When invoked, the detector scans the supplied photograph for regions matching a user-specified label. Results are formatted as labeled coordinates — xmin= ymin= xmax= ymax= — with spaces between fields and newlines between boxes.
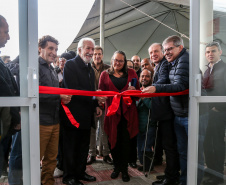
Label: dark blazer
xmin=62 ymin=55 xmax=96 ymax=129
xmin=0 ymin=58 xmax=20 ymax=134
xmin=152 ymin=58 xmax=174 ymax=120
xmin=155 ymin=48 xmax=189 ymax=117
xmin=203 ymin=60 xmax=226 ymax=111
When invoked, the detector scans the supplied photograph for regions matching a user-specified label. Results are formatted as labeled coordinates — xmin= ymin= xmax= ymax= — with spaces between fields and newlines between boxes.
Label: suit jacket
xmin=62 ymin=55 xmax=97 ymax=129
xmin=203 ymin=60 xmax=226 ymax=111
xmin=0 ymin=58 xmax=20 ymax=134
xmin=152 ymin=58 xmax=174 ymax=120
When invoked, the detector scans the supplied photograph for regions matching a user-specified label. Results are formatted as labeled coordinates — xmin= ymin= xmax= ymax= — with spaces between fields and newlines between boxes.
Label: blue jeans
xmin=174 ymin=116 xmax=188 ymax=185
xmin=8 ymin=131 xmax=23 ymax=185
xmin=137 ymin=126 xmax=156 ymax=164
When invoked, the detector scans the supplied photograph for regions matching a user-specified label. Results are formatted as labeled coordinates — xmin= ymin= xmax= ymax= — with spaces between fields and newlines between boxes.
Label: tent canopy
xmin=67 ymin=0 xmax=225 ymax=63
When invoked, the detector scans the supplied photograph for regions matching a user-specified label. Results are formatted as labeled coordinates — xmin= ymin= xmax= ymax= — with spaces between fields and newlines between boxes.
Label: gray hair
xmin=77 ymin=37 xmax=95 ymax=54
xmin=206 ymin=41 xmax=221 ymax=51
xmin=162 ymin=35 xmax=184 ymax=47
xmin=149 ymin=43 xmax=164 ymax=53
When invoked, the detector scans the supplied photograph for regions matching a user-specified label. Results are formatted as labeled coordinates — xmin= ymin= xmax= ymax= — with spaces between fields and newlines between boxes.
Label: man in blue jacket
xmin=143 ymin=36 xmax=189 ymax=185
xmin=148 ymin=43 xmax=180 ymax=185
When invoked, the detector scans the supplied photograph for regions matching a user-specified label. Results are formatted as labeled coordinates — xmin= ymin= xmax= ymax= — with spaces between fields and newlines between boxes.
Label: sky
xmin=0 ymin=0 xmax=94 ymax=59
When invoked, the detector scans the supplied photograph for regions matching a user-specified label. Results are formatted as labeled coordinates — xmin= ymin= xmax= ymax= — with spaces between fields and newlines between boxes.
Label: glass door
xmin=188 ymin=0 xmax=226 ymax=184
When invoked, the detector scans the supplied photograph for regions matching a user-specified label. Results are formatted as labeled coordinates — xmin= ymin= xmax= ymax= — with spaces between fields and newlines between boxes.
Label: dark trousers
xmin=110 ymin=120 xmax=130 ymax=173
xmin=63 ymin=126 xmax=91 ymax=181
xmin=154 ymin=128 xmax=163 ymax=163
xmin=128 ymin=135 xmax=137 ymax=164
xmin=158 ymin=118 xmax=180 ymax=181
xmin=204 ymin=110 xmax=226 ymax=179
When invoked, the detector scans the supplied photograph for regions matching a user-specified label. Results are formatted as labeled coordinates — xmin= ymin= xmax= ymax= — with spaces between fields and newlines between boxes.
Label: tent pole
xmin=100 ymin=0 xmax=105 ymax=50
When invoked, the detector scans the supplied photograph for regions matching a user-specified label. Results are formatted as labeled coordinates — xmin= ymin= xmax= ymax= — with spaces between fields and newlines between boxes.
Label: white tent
xmin=67 ymin=0 xmax=226 ymax=63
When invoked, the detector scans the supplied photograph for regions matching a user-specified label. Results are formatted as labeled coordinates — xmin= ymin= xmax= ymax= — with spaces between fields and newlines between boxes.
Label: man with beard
xmin=141 ymin=58 xmax=155 ymax=82
xmin=61 ymin=38 xmax=105 ymax=185
xmin=137 ymin=69 xmax=157 ymax=172
xmin=131 ymin=55 xmax=141 ymax=78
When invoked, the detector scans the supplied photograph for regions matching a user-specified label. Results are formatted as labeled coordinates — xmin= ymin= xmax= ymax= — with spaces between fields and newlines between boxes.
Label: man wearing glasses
xmin=143 ymin=35 xmax=189 ymax=185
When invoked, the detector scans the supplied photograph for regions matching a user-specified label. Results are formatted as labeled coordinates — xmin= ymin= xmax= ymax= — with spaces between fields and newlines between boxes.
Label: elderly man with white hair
xmin=61 ymin=38 xmax=106 ymax=185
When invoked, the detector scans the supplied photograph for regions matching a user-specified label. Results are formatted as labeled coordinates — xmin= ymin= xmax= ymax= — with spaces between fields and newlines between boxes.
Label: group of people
xmin=0 ymin=13 xmax=225 ymax=185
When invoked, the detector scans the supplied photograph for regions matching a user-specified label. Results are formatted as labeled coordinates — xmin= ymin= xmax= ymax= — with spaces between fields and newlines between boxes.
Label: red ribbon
xmin=39 ymin=86 xmax=189 ymax=127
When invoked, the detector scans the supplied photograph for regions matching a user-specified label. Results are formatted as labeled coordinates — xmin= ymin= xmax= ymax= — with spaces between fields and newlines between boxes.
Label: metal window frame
xmin=0 ymin=0 xmax=39 ymax=184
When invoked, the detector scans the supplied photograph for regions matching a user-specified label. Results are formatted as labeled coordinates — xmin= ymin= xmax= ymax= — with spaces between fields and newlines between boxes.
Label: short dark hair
xmin=94 ymin=45 xmax=103 ymax=54
xmin=68 ymin=50 xmax=76 ymax=58
xmin=60 ymin=52 xmax=73 ymax=60
xmin=206 ymin=41 xmax=221 ymax=51
xmin=108 ymin=51 xmax=128 ymax=76
xmin=162 ymin=35 xmax=184 ymax=47
xmin=38 ymin=35 xmax=59 ymax=49
xmin=0 ymin=15 xmax=6 ymax=28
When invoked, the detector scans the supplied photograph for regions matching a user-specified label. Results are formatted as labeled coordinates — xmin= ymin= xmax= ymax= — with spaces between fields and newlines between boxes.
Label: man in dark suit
xmin=148 ymin=43 xmax=180 ymax=185
xmin=61 ymin=38 xmax=104 ymax=185
xmin=143 ymin=36 xmax=189 ymax=185
xmin=0 ymin=15 xmax=20 ymax=177
xmin=203 ymin=41 xmax=226 ymax=185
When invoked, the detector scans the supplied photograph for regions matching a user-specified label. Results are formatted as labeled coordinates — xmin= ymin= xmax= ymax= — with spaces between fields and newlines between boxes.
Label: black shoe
xmin=103 ymin=155 xmax=113 ymax=165
xmin=122 ymin=172 xmax=130 ymax=182
xmin=156 ymin=175 xmax=165 ymax=180
xmin=129 ymin=162 xmax=137 ymax=168
xmin=152 ymin=178 xmax=179 ymax=185
xmin=79 ymin=172 xmax=96 ymax=182
xmin=87 ymin=155 xmax=96 ymax=165
xmin=62 ymin=179 xmax=84 ymax=185
xmin=111 ymin=169 xmax=120 ymax=179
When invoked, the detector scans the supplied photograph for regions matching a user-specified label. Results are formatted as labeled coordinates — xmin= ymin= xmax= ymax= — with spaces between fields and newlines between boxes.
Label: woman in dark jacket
xmin=99 ymin=51 xmax=139 ymax=182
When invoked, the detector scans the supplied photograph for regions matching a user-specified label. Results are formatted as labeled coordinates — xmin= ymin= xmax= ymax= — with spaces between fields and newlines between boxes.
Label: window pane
xmin=0 ymin=106 xmax=23 ymax=184
xmin=198 ymin=103 xmax=226 ymax=184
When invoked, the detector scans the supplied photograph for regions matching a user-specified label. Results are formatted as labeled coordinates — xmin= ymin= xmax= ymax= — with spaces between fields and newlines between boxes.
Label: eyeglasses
xmin=59 ymin=58 xmax=66 ymax=62
xmin=164 ymin=46 xmax=180 ymax=53
xmin=112 ymin=59 xmax=124 ymax=63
